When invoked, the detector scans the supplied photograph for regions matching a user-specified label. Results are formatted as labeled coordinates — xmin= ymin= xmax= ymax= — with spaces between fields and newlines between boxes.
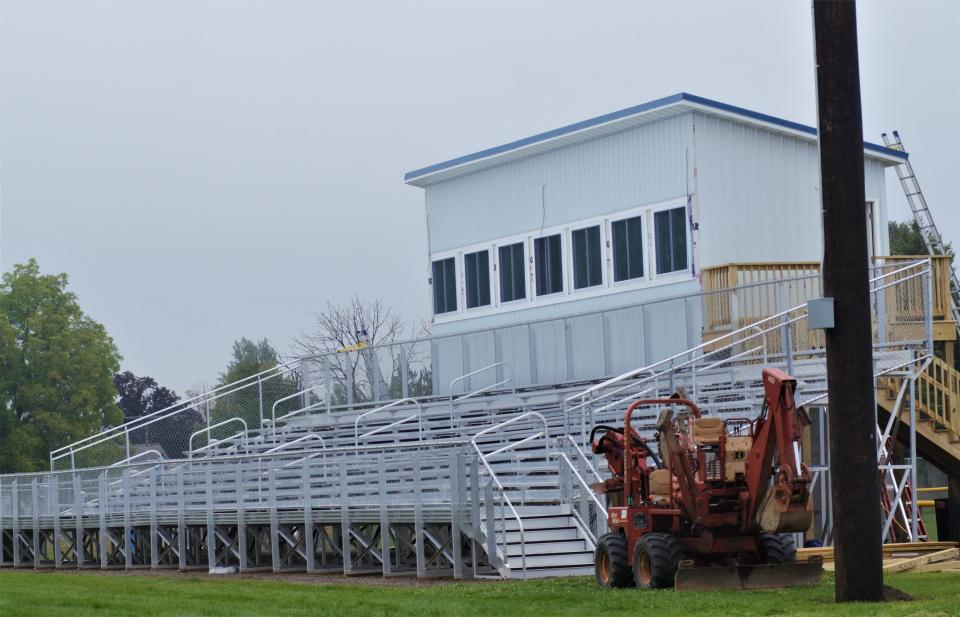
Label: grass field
xmin=0 ymin=570 xmax=958 ymax=617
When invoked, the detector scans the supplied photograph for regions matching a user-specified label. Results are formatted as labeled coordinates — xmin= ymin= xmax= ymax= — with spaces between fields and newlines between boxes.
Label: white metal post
xmin=52 ymin=475 xmax=61 ymax=568
xmin=909 ymin=372 xmax=919 ymax=540
xmin=302 ymin=458 xmax=315 ymax=572
xmin=414 ymin=457 xmax=425 ymax=577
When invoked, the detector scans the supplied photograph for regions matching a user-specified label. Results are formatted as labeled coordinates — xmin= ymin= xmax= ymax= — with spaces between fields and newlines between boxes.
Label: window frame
xmin=570 ymin=223 xmax=605 ymax=291
xmin=430 ymin=255 xmax=459 ymax=316
xmin=608 ymin=214 xmax=647 ymax=287
xmin=463 ymin=248 xmax=493 ymax=311
xmin=651 ymin=203 xmax=691 ymax=277
xmin=533 ymin=232 xmax=566 ymax=297
xmin=427 ymin=198 xmax=691 ymax=324
xmin=496 ymin=240 xmax=528 ymax=306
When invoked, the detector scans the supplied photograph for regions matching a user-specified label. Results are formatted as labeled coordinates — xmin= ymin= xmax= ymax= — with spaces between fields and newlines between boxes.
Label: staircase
xmin=877 ymin=354 xmax=960 ymax=476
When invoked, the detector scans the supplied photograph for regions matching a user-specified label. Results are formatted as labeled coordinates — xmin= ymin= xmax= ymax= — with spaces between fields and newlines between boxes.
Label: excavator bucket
xmin=674 ymin=557 xmax=824 ymax=592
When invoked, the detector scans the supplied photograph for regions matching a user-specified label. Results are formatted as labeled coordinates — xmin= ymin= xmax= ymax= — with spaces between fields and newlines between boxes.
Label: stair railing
xmin=188 ymin=418 xmax=248 ymax=458
xmin=267 ymin=384 xmax=328 ymax=427
xmin=51 ymin=361 xmax=299 ymax=471
xmin=449 ymin=362 xmax=514 ymax=399
xmin=555 ymin=434 xmax=607 ymax=546
xmin=354 ymin=398 xmax=423 ymax=447
xmin=470 ymin=411 xmax=549 ymax=578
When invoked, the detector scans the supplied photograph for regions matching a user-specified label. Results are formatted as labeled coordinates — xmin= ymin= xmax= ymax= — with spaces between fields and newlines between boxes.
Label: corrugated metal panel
xmin=425 ymin=114 xmax=693 ymax=253
xmin=694 ymin=113 xmax=889 ymax=267
xmin=431 ymin=279 xmax=698 ymax=336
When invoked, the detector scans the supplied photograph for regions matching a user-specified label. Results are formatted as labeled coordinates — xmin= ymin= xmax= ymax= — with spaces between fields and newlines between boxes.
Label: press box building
xmin=404 ymin=93 xmax=908 ymax=393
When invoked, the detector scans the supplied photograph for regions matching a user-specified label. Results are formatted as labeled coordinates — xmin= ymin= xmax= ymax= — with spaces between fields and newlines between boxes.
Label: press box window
xmin=612 ymin=215 xmax=645 ymax=282
xmin=464 ymin=250 xmax=491 ymax=309
xmin=572 ymin=225 xmax=602 ymax=289
xmin=655 ymin=207 xmax=688 ymax=275
xmin=431 ymin=257 xmax=457 ymax=315
xmin=534 ymin=234 xmax=564 ymax=296
xmin=498 ymin=242 xmax=526 ymax=303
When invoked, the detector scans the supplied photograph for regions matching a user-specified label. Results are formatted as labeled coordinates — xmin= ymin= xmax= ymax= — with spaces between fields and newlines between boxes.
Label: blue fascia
xmin=404 ymin=92 xmax=907 ymax=183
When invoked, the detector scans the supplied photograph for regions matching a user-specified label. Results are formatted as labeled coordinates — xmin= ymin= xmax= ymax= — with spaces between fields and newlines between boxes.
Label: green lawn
xmin=1 ymin=570 xmax=958 ymax=617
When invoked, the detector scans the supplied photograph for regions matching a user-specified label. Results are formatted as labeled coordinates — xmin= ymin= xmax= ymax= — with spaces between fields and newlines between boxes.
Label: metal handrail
xmin=566 ymin=258 xmax=930 ymax=409
xmin=449 ymin=362 xmax=514 ymax=397
xmin=51 ymin=366 xmax=299 ymax=470
xmin=269 ymin=384 xmax=327 ymax=425
xmin=189 ymin=418 xmax=248 ymax=458
xmin=52 ymin=362 xmax=296 ymax=457
xmin=556 ymin=451 xmax=607 ymax=544
xmin=264 ymin=433 xmax=326 ymax=456
xmin=471 ymin=444 xmax=526 ymax=576
xmin=354 ymin=398 xmax=423 ymax=447
xmin=271 ymin=400 xmax=327 ymax=427
xmin=556 ymin=434 xmax=604 ymax=484
xmin=469 ymin=411 xmax=550 ymax=578
xmin=108 ymin=449 xmax=163 ymax=467
xmin=452 ymin=379 xmax=514 ymax=404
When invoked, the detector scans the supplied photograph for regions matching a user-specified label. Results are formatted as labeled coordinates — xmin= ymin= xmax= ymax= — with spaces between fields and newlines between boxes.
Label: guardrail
xmin=264 ymin=433 xmax=326 ymax=456
xmin=563 ymin=259 xmax=934 ymax=446
xmin=469 ymin=411 xmax=549 ymax=578
xmin=449 ymin=362 xmax=514 ymax=399
xmin=354 ymin=398 xmax=423 ymax=447
xmin=268 ymin=384 xmax=327 ymax=426
xmin=188 ymin=418 xmax=248 ymax=458
xmin=51 ymin=361 xmax=300 ymax=470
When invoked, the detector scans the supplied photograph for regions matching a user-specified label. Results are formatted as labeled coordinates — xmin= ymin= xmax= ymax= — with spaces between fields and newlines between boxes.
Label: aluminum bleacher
xmin=0 ymin=259 xmax=937 ymax=579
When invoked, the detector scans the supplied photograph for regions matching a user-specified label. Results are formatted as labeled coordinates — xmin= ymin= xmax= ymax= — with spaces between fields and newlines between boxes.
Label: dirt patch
xmin=23 ymin=567 xmax=491 ymax=588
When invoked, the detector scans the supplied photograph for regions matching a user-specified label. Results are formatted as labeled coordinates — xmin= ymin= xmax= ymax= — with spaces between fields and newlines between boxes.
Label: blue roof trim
xmin=404 ymin=92 xmax=906 ymax=183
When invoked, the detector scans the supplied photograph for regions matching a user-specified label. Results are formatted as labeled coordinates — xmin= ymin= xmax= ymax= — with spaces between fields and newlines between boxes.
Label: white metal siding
xmin=693 ymin=112 xmax=890 ymax=266
xmin=424 ymin=114 xmax=693 ymax=253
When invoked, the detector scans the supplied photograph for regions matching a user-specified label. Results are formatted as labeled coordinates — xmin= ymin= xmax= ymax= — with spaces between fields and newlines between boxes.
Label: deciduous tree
xmin=0 ymin=259 xmax=121 ymax=472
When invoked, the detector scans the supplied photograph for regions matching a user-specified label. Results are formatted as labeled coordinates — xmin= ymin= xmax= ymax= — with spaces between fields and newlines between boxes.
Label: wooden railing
xmin=702 ymin=256 xmax=955 ymax=340
xmin=702 ymin=262 xmax=821 ymax=337
xmin=878 ymin=355 xmax=960 ymax=444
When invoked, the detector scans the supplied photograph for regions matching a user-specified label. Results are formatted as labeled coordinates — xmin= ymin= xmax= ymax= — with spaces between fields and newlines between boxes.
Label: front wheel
xmin=759 ymin=533 xmax=797 ymax=564
xmin=595 ymin=533 xmax=633 ymax=588
xmin=633 ymin=533 xmax=682 ymax=589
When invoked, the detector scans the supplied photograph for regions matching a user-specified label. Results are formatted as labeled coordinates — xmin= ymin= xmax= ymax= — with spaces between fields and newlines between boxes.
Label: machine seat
xmin=692 ymin=416 xmax=724 ymax=445
xmin=648 ymin=468 xmax=672 ymax=504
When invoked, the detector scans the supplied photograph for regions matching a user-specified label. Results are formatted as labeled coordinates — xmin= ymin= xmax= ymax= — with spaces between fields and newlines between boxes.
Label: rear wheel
xmin=632 ymin=533 xmax=682 ymax=589
xmin=759 ymin=533 xmax=797 ymax=564
xmin=595 ymin=533 xmax=633 ymax=588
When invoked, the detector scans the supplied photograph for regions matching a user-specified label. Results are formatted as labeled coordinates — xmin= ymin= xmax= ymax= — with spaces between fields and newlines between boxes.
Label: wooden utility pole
xmin=813 ymin=0 xmax=884 ymax=602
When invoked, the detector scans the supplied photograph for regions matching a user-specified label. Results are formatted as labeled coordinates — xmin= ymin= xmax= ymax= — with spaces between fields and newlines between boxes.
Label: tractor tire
xmin=759 ymin=533 xmax=797 ymax=564
xmin=594 ymin=533 xmax=634 ymax=588
xmin=632 ymin=533 xmax=682 ymax=589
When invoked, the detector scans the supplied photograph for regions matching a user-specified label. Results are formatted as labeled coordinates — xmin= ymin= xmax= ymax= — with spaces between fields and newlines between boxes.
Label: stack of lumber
xmin=798 ymin=542 xmax=960 ymax=573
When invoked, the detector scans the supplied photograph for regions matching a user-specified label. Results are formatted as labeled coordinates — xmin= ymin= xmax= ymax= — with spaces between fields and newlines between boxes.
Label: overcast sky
xmin=1 ymin=0 xmax=958 ymax=393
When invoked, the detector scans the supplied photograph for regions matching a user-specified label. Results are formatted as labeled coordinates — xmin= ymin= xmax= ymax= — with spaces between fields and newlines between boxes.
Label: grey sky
xmin=1 ymin=0 xmax=958 ymax=393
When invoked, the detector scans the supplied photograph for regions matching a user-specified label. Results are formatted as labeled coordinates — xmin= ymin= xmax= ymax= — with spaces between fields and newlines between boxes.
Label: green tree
xmin=888 ymin=219 xmax=953 ymax=257
xmin=210 ymin=338 xmax=300 ymax=433
xmin=0 ymin=259 xmax=121 ymax=473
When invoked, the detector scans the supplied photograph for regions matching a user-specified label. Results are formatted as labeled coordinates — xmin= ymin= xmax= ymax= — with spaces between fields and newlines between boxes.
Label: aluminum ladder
xmin=882 ymin=130 xmax=960 ymax=329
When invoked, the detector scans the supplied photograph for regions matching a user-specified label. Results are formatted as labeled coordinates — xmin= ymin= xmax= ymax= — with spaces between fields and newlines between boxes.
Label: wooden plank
xmin=798 ymin=542 xmax=960 ymax=564
xmin=882 ymin=548 xmax=960 ymax=573
xmin=913 ymin=560 xmax=960 ymax=573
